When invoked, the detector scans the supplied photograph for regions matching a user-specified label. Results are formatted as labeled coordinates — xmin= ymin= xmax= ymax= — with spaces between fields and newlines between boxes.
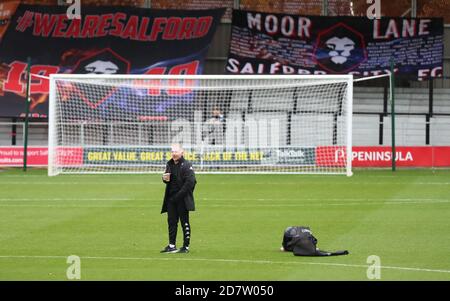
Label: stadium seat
xmin=430 ymin=116 xmax=450 ymax=145
xmin=225 ymin=112 xmax=245 ymax=148
xmin=245 ymin=112 xmax=289 ymax=147
xmin=433 ymin=89 xmax=450 ymax=114
xmin=383 ymin=115 xmax=426 ymax=146
xmin=291 ymin=114 xmax=334 ymax=146
xmin=229 ymin=90 xmax=250 ymax=112
xmin=350 ymin=114 xmax=380 ymax=146
xmin=251 ymin=89 xmax=295 ymax=112
xmin=353 ymin=87 xmax=384 ymax=113
xmin=387 ymin=88 xmax=430 ymax=114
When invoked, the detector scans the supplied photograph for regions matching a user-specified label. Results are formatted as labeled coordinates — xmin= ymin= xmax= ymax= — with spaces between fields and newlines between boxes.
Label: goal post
xmin=47 ymin=74 xmax=353 ymax=176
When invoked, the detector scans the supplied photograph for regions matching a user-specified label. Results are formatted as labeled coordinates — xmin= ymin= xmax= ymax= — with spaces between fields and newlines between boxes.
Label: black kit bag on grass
xmin=282 ymin=226 xmax=349 ymax=256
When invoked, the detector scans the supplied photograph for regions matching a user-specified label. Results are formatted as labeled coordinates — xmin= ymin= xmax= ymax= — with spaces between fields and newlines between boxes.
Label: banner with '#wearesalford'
xmin=226 ymin=10 xmax=443 ymax=79
xmin=0 ymin=4 xmax=225 ymax=118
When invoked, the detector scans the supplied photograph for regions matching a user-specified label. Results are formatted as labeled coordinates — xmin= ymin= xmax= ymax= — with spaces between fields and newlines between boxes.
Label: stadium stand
xmin=0 ymin=0 xmax=448 ymax=150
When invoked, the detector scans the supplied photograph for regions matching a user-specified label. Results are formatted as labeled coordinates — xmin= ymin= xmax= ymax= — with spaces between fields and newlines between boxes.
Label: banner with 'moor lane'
xmin=226 ymin=10 xmax=443 ymax=79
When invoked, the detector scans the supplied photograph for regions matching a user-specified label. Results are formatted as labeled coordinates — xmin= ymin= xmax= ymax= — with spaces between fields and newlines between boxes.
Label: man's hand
xmin=162 ymin=173 xmax=170 ymax=182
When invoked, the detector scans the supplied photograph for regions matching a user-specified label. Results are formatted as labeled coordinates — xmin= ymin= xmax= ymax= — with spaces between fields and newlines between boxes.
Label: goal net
xmin=48 ymin=75 xmax=353 ymax=175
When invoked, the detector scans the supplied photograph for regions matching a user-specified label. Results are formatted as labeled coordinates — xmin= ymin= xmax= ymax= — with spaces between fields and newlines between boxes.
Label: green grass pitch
xmin=0 ymin=168 xmax=449 ymax=280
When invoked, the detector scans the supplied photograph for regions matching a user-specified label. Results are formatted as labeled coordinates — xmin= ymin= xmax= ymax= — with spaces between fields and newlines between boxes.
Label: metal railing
xmin=0 ymin=122 xmax=48 ymax=147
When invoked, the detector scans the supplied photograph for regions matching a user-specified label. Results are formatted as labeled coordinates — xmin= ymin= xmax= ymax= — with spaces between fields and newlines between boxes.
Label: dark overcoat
xmin=161 ymin=156 xmax=196 ymax=213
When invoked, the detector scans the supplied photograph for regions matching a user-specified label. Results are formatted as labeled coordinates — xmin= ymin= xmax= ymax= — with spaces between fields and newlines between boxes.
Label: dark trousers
xmin=167 ymin=199 xmax=190 ymax=247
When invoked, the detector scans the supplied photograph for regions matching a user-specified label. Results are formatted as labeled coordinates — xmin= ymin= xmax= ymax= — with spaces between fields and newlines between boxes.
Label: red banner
xmin=316 ymin=146 xmax=346 ymax=167
xmin=352 ymin=146 xmax=429 ymax=167
xmin=432 ymin=147 xmax=450 ymax=167
xmin=0 ymin=146 xmax=83 ymax=166
xmin=1 ymin=146 xmax=450 ymax=168
xmin=0 ymin=147 xmax=47 ymax=166
xmin=56 ymin=147 xmax=84 ymax=166
xmin=319 ymin=146 xmax=450 ymax=167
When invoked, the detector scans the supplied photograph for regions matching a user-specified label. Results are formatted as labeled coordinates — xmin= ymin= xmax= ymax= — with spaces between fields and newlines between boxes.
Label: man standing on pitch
xmin=161 ymin=143 xmax=196 ymax=253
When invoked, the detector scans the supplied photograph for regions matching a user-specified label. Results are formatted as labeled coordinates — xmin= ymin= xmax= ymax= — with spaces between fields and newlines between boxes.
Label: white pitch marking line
xmin=0 ymin=182 xmax=450 ymax=185
xmin=0 ymin=204 xmax=159 ymax=208
xmin=0 ymin=200 xmax=448 ymax=208
xmin=0 ymin=198 xmax=448 ymax=202
xmin=0 ymin=182 xmax=162 ymax=185
xmin=0 ymin=255 xmax=448 ymax=275
xmin=201 ymin=198 xmax=450 ymax=202
xmin=0 ymin=198 xmax=132 ymax=201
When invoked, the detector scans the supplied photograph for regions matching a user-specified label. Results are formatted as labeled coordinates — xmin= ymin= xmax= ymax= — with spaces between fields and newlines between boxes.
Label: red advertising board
xmin=351 ymin=146 xmax=431 ymax=167
xmin=431 ymin=147 xmax=450 ymax=167
xmin=55 ymin=147 xmax=84 ymax=166
xmin=0 ymin=146 xmax=83 ymax=167
xmin=0 ymin=147 xmax=47 ymax=166
xmin=1 ymin=146 xmax=450 ymax=168
xmin=315 ymin=146 xmax=346 ymax=167
xmin=317 ymin=146 xmax=450 ymax=167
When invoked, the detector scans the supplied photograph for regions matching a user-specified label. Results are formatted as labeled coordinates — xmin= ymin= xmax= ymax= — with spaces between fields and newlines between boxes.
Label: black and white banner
xmin=226 ymin=10 xmax=443 ymax=79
